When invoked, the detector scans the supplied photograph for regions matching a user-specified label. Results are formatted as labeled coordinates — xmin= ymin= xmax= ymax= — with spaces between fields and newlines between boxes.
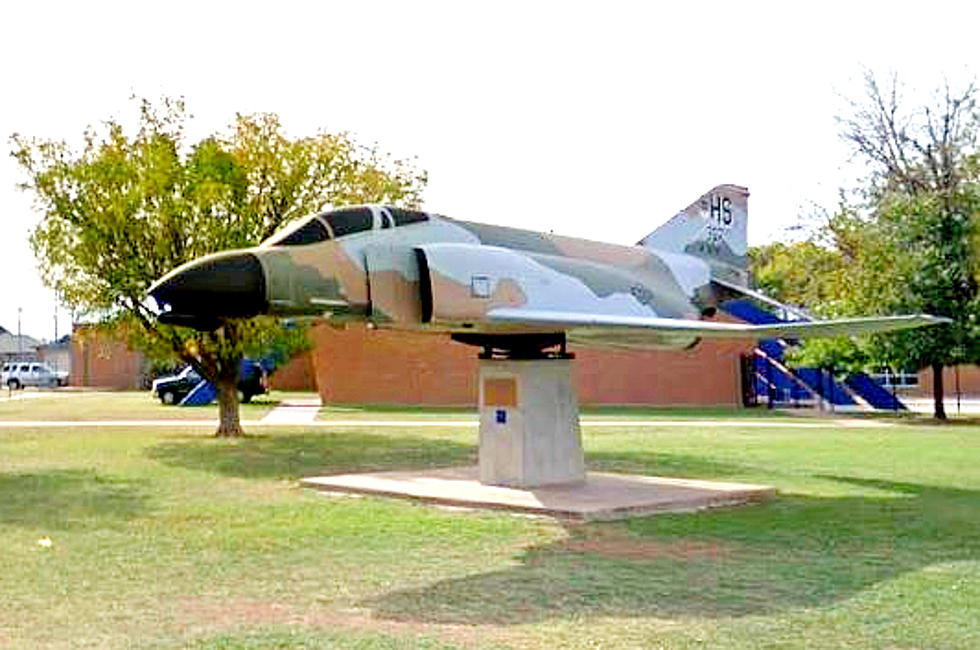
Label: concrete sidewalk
xmin=259 ymin=396 xmax=323 ymax=425
xmin=0 ymin=389 xmax=81 ymax=403
xmin=902 ymin=397 xmax=980 ymax=415
xmin=0 ymin=417 xmax=898 ymax=428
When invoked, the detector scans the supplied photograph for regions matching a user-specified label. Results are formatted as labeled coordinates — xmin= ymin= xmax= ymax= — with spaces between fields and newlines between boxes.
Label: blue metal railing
xmin=722 ymin=299 xmax=905 ymax=411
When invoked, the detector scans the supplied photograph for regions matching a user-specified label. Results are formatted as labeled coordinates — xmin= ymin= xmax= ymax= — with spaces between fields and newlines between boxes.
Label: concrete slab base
xmin=300 ymin=467 xmax=776 ymax=521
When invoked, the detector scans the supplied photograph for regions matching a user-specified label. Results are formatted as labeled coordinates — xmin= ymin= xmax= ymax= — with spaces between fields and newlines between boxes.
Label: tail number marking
xmin=709 ymin=194 xmax=733 ymax=226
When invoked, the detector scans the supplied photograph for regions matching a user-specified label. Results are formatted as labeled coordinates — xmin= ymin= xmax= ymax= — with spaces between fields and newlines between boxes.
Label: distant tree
xmin=12 ymin=98 xmax=427 ymax=435
xmin=749 ymin=236 xmax=871 ymax=376
xmin=749 ymin=240 xmax=848 ymax=312
xmin=751 ymin=73 xmax=980 ymax=419
xmin=836 ymin=72 xmax=980 ymax=419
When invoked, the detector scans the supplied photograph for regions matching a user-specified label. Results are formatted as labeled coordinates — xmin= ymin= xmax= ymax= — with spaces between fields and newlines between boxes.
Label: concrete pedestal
xmin=478 ymin=358 xmax=585 ymax=488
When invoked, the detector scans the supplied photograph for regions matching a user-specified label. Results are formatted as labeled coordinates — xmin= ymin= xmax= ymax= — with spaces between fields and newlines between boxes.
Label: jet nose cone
xmin=149 ymin=251 xmax=267 ymax=321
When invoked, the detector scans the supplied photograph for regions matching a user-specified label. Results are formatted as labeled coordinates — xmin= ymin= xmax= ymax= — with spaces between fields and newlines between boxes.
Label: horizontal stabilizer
xmin=711 ymin=277 xmax=813 ymax=321
xmin=487 ymin=308 xmax=949 ymax=339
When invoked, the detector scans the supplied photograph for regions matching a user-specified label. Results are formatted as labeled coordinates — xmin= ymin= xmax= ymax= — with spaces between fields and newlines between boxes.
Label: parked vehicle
xmin=151 ymin=360 xmax=267 ymax=405
xmin=2 ymin=361 xmax=69 ymax=389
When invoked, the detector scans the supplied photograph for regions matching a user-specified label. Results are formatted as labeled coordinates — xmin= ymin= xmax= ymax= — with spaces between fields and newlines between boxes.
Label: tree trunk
xmin=932 ymin=362 xmax=947 ymax=421
xmin=215 ymin=374 xmax=243 ymax=437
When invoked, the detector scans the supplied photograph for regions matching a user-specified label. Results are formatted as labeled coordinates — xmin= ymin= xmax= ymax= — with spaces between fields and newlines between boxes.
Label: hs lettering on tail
xmin=709 ymin=194 xmax=732 ymax=226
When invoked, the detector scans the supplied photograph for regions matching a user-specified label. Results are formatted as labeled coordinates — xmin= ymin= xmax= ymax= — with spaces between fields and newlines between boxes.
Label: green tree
xmin=749 ymin=240 xmax=849 ymax=312
xmin=12 ymin=98 xmax=426 ymax=435
xmin=749 ymin=236 xmax=872 ymax=379
xmin=752 ymin=74 xmax=980 ymax=419
xmin=836 ymin=73 xmax=980 ymax=419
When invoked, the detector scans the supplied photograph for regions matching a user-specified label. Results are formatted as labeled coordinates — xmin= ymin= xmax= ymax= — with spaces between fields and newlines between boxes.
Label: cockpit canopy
xmin=262 ymin=206 xmax=430 ymax=247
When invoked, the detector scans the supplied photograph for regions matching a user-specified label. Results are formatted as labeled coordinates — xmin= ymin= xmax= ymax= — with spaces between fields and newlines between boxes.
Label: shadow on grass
xmin=368 ymin=476 xmax=980 ymax=623
xmin=0 ymin=469 xmax=148 ymax=530
xmin=146 ymin=431 xmax=748 ymax=482
xmin=146 ymin=431 xmax=475 ymax=480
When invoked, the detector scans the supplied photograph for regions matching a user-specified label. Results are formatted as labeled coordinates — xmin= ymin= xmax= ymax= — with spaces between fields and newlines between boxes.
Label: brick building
xmin=71 ymin=326 xmax=147 ymax=390
xmin=310 ymin=323 xmax=754 ymax=406
xmin=70 ymin=324 xmax=315 ymax=391
xmin=916 ymin=365 xmax=980 ymax=397
xmin=68 ymin=320 xmax=980 ymax=406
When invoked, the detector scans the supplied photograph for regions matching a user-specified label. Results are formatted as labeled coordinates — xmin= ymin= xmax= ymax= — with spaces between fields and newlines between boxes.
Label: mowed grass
xmin=0 ymin=389 xmax=293 ymax=421
xmin=0 ymin=400 xmax=978 ymax=648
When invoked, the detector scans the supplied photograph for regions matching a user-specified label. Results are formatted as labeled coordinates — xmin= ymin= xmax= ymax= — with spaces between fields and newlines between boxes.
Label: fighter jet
xmin=148 ymin=184 xmax=946 ymax=355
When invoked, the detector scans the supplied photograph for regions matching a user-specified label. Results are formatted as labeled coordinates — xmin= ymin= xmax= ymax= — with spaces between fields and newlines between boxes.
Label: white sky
xmin=1 ymin=0 xmax=978 ymax=340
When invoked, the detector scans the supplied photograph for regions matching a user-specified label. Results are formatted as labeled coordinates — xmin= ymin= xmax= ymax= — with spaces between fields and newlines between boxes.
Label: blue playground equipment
xmin=178 ymin=358 xmax=274 ymax=406
xmin=723 ymin=299 xmax=906 ymax=411
xmin=179 ymin=379 xmax=218 ymax=406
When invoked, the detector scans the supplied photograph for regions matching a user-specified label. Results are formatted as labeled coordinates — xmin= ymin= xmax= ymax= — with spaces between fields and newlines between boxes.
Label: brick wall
xmin=916 ymin=364 xmax=980 ymax=396
xmin=573 ymin=338 xmax=751 ymax=406
xmin=269 ymin=353 xmax=317 ymax=391
xmin=311 ymin=324 xmax=753 ymax=406
xmin=311 ymin=325 xmax=478 ymax=405
xmin=71 ymin=326 xmax=146 ymax=390
xmin=70 ymin=320 xmax=754 ymax=404
xmin=71 ymin=324 xmax=317 ymax=392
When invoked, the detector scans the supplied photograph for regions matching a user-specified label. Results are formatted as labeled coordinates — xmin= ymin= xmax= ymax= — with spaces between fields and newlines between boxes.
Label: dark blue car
xmin=151 ymin=360 xmax=268 ymax=405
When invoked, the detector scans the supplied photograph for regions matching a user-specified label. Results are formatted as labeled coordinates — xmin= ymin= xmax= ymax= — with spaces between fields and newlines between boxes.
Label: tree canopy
xmin=12 ymin=97 xmax=427 ymax=435
xmin=749 ymin=73 xmax=980 ymax=418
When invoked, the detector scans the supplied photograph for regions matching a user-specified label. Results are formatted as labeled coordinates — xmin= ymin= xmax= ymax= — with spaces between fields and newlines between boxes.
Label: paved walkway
xmin=0 ymin=390 xmax=72 ymax=403
xmin=259 ymin=396 xmax=323 ymax=425
xmin=902 ymin=397 xmax=980 ymax=415
xmin=0 ymin=417 xmax=896 ymax=428
xmin=0 ymin=388 xmax=107 ymax=403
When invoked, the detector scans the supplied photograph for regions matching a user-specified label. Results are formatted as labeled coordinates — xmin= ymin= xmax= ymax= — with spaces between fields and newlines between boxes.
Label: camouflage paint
xmin=364 ymin=245 xmax=421 ymax=323
xmin=259 ymin=246 xmax=367 ymax=315
xmin=149 ymin=185 xmax=947 ymax=350
xmin=156 ymin=185 xmax=745 ymax=337
xmin=455 ymin=221 xmax=564 ymax=257
xmin=638 ymin=184 xmax=749 ymax=285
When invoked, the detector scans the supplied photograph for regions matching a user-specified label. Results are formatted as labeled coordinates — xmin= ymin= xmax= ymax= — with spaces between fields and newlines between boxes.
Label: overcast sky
xmin=2 ymin=0 xmax=978 ymax=340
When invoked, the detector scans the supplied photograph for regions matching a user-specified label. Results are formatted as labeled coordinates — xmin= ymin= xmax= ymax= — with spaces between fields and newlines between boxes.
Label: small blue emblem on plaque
xmin=495 ymin=409 xmax=507 ymax=424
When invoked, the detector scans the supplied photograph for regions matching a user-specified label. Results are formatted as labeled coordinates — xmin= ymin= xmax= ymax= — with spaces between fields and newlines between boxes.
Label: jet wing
xmin=487 ymin=308 xmax=949 ymax=339
xmin=710 ymin=277 xmax=813 ymax=320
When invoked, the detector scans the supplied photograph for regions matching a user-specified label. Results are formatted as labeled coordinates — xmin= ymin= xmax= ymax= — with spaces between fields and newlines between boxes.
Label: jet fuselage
xmin=150 ymin=205 xmax=717 ymax=350
xmin=149 ymin=187 xmax=945 ymax=353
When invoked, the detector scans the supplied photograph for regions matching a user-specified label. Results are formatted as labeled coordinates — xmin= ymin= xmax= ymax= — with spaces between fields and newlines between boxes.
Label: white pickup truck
xmin=1 ymin=361 xmax=69 ymax=389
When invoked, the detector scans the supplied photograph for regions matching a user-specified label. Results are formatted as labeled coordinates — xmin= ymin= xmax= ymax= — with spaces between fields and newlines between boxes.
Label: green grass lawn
xmin=0 ymin=390 xmax=294 ymax=421
xmin=1 ymin=402 xmax=978 ymax=648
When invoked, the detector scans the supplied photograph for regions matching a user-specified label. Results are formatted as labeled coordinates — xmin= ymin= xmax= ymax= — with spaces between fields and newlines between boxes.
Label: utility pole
xmin=17 ymin=307 xmax=22 ymax=357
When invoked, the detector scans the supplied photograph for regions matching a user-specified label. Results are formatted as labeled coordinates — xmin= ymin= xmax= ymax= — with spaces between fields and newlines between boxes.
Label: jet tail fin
xmin=638 ymin=184 xmax=749 ymax=285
